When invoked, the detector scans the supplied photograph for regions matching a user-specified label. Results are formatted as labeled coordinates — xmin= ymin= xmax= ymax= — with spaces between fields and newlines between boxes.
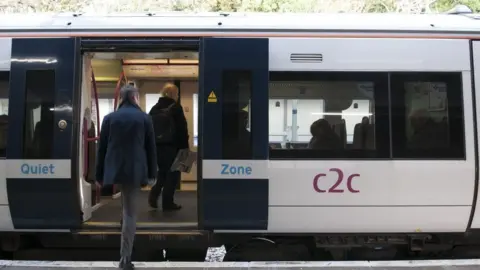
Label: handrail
xmin=84 ymin=69 xmax=101 ymax=204
xmin=113 ymin=71 xmax=125 ymax=110
xmin=90 ymin=70 xmax=100 ymax=139
xmin=112 ymin=71 xmax=127 ymax=195
xmin=83 ymin=70 xmax=127 ymax=199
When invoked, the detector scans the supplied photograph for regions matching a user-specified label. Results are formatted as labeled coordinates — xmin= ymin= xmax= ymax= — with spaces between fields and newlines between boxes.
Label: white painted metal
xmin=0 ymin=161 xmax=14 ymax=230
xmin=0 ymin=38 xmax=11 ymax=71
xmin=0 ymin=13 xmax=479 ymax=34
xmin=269 ymin=38 xmax=471 ymax=72
xmin=5 ymin=160 xmax=71 ymax=179
xmin=469 ymin=41 xmax=480 ymax=229
xmin=78 ymin=56 xmax=93 ymax=221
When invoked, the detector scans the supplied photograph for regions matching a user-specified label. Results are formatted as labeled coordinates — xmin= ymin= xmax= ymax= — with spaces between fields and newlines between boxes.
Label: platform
xmin=3 ymin=260 xmax=480 ymax=269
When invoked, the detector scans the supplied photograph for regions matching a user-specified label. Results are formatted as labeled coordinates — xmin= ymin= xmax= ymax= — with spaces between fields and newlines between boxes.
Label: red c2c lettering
xmin=313 ymin=173 xmax=327 ymax=193
xmin=312 ymin=168 xmax=360 ymax=194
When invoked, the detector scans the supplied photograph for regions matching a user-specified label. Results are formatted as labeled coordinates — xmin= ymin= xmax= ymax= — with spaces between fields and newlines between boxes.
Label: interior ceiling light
xmin=123 ymin=59 xmax=168 ymax=64
xmin=169 ymin=59 xmax=199 ymax=64
xmin=123 ymin=59 xmax=199 ymax=65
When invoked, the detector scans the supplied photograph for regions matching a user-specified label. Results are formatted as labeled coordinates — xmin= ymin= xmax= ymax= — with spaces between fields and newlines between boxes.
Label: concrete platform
xmin=3 ymin=260 xmax=480 ymax=269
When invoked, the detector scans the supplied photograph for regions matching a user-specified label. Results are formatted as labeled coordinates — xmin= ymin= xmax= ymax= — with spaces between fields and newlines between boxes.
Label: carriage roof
xmin=1 ymin=11 xmax=480 ymax=34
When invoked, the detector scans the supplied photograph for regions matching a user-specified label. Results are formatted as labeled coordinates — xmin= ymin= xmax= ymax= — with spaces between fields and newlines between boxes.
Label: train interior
xmin=81 ymin=51 xmax=199 ymax=229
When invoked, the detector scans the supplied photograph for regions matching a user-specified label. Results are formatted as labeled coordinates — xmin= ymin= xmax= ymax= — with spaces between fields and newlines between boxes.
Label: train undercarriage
xmin=0 ymin=232 xmax=479 ymax=261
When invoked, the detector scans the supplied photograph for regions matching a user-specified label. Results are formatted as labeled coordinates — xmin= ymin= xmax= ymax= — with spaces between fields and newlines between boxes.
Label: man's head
xmin=160 ymin=83 xmax=179 ymax=102
xmin=119 ymin=85 xmax=140 ymax=106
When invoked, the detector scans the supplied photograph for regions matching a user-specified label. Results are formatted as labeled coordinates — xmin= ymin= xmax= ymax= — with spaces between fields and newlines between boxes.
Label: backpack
xmin=151 ymin=103 xmax=176 ymax=144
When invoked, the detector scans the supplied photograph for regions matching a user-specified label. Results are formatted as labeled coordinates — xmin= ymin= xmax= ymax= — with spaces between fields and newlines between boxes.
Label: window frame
xmin=389 ymin=72 xmax=465 ymax=160
xmin=268 ymin=71 xmax=390 ymax=160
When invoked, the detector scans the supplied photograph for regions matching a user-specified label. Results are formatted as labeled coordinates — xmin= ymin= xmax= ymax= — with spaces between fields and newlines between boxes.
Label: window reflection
xmin=24 ymin=69 xmax=55 ymax=159
xmin=268 ymin=81 xmax=376 ymax=151
xmin=390 ymin=73 xmax=464 ymax=158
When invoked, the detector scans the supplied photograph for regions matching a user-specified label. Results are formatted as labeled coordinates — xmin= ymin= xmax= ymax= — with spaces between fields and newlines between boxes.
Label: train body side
xmin=0 ymin=31 xmax=477 ymax=235
xmin=207 ymin=37 xmax=476 ymax=234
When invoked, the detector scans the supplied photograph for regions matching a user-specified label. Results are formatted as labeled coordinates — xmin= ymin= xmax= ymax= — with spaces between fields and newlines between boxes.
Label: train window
xmin=23 ymin=69 xmax=55 ymax=159
xmin=268 ymin=72 xmax=390 ymax=159
xmin=222 ymin=70 xmax=252 ymax=160
xmin=390 ymin=72 xmax=465 ymax=159
xmin=98 ymin=98 xmax=115 ymax=128
xmin=0 ymin=71 xmax=9 ymax=158
xmin=145 ymin=93 xmax=161 ymax=113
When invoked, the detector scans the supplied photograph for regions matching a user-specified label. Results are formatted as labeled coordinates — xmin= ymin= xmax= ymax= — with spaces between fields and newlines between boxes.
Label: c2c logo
xmin=313 ymin=168 xmax=360 ymax=193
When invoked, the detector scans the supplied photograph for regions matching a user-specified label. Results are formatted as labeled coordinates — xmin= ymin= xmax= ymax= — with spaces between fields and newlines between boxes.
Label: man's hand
xmin=95 ymin=181 xmax=102 ymax=190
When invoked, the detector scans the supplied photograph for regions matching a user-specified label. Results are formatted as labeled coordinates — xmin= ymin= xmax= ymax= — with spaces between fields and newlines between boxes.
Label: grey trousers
xmin=119 ymin=184 xmax=138 ymax=262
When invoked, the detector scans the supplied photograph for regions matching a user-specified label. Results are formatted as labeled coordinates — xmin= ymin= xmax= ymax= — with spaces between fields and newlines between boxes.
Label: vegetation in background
xmin=0 ymin=0 xmax=479 ymax=13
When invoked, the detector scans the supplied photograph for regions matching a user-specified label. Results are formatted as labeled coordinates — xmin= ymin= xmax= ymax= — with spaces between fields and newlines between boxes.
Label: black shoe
xmin=119 ymin=260 xmax=134 ymax=269
xmin=163 ymin=203 xmax=182 ymax=212
xmin=148 ymin=194 xmax=158 ymax=209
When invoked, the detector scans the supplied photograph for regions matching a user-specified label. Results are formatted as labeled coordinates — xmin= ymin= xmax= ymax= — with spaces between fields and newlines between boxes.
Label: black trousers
xmin=149 ymin=145 xmax=179 ymax=207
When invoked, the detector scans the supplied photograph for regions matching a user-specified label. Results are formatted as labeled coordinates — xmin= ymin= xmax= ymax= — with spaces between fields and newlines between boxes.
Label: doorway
xmin=80 ymin=51 xmax=199 ymax=229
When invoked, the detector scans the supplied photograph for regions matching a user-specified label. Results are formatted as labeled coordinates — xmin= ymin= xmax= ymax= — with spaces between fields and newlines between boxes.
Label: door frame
xmin=467 ymin=40 xmax=480 ymax=230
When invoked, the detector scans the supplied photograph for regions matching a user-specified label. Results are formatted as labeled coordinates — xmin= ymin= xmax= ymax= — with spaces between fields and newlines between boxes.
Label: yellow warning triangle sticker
xmin=207 ymin=91 xmax=217 ymax=103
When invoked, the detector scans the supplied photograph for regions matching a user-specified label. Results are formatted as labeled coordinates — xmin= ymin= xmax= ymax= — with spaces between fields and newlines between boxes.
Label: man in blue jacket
xmin=96 ymin=85 xmax=157 ymax=270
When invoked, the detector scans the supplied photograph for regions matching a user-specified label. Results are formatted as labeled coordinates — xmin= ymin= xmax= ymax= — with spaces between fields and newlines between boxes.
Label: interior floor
xmin=90 ymin=190 xmax=197 ymax=223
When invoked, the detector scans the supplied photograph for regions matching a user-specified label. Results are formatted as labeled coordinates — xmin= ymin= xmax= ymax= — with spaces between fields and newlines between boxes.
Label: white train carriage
xmin=0 ymin=6 xmax=479 ymax=260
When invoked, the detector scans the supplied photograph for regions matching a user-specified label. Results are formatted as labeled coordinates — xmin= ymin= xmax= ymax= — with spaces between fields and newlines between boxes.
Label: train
xmin=0 ymin=5 xmax=480 ymax=262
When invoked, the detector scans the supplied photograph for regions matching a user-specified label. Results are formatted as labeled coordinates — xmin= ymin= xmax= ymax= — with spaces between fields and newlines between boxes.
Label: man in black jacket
xmin=96 ymin=85 xmax=157 ymax=270
xmin=148 ymin=83 xmax=189 ymax=211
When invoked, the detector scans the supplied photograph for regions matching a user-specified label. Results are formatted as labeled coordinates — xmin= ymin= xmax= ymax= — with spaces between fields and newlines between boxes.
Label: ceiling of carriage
xmin=90 ymin=52 xmax=199 ymax=82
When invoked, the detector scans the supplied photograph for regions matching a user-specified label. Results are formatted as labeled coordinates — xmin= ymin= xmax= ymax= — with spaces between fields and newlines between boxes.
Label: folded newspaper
xmin=170 ymin=149 xmax=197 ymax=173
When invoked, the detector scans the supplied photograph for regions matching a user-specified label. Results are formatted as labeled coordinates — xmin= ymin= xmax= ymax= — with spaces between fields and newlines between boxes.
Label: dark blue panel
xmin=203 ymin=179 xmax=268 ymax=229
xmin=199 ymin=38 xmax=269 ymax=230
xmin=251 ymin=64 xmax=269 ymax=159
xmin=7 ymin=38 xmax=82 ymax=229
xmin=199 ymin=39 xmax=222 ymax=160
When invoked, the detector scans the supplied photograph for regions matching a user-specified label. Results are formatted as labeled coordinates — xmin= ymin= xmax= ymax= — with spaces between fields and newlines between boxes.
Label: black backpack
xmin=151 ymin=103 xmax=176 ymax=144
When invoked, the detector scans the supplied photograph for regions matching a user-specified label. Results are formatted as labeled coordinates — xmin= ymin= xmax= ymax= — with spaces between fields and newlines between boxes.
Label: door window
xmin=23 ymin=70 xmax=56 ymax=159
xmin=0 ymin=71 xmax=9 ymax=157
xmin=221 ymin=71 xmax=252 ymax=160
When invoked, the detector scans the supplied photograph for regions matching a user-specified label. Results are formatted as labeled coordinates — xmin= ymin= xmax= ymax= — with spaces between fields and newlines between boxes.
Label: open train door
xmin=199 ymin=38 xmax=269 ymax=230
xmin=6 ymin=38 xmax=82 ymax=229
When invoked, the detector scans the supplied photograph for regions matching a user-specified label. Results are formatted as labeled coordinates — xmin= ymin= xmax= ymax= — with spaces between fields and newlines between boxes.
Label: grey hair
xmin=119 ymin=85 xmax=139 ymax=104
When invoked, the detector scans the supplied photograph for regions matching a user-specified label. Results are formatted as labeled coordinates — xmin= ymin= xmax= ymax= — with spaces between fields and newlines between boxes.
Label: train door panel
xmin=199 ymin=37 xmax=269 ymax=230
xmin=6 ymin=38 xmax=82 ymax=229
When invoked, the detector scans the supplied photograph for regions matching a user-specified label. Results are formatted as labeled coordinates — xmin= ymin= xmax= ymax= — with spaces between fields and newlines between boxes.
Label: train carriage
xmin=0 ymin=6 xmax=479 ymax=261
